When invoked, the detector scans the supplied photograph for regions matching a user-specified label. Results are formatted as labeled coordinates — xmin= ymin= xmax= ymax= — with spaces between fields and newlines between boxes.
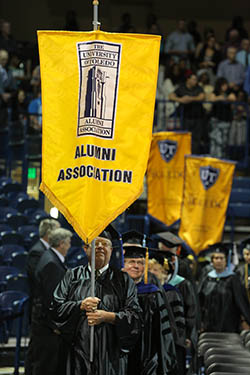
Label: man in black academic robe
xmin=51 ymin=228 xmax=142 ymax=375
xmin=123 ymin=244 xmax=177 ymax=375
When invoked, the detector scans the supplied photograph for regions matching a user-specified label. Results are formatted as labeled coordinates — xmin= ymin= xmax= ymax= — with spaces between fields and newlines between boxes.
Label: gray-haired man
xmin=28 ymin=228 xmax=72 ymax=375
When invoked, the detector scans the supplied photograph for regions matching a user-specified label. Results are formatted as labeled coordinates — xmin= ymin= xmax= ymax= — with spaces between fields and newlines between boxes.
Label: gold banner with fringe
xmin=179 ymin=155 xmax=235 ymax=254
xmin=38 ymin=30 xmax=160 ymax=242
xmin=147 ymin=131 xmax=191 ymax=226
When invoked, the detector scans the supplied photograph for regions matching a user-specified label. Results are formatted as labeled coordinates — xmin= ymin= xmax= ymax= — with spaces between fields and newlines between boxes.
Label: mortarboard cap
xmin=205 ymin=242 xmax=231 ymax=257
xmin=122 ymin=230 xmax=148 ymax=246
xmin=123 ymin=245 xmax=148 ymax=259
xmin=99 ymin=223 xmax=120 ymax=242
xmin=155 ymin=231 xmax=184 ymax=248
xmin=149 ymin=249 xmax=174 ymax=273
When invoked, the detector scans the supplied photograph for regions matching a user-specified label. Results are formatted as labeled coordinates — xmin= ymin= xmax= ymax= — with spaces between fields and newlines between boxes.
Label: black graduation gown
xmin=163 ymin=283 xmax=186 ymax=375
xmin=163 ymin=284 xmax=186 ymax=347
xmin=128 ymin=281 xmax=177 ymax=375
xmin=173 ymin=277 xmax=199 ymax=374
xmin=235 ymin=263 xmax=250 ymax=301
xmin=51 ymin=265 xmax=142 ymax=375
xmin=198 ymin=272 xmax=250 ymax=332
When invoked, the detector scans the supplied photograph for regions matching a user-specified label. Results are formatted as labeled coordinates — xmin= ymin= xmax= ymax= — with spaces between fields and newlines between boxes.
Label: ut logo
xmin=200 ymin=166 xmax=220 ymax=190
xmin=158 ymin=140 xmax=177 ymax=162
xmin=77 ymin=40 xmax=121 ymax=139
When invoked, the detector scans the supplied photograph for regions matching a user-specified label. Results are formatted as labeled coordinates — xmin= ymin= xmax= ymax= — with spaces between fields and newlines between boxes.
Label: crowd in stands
xmin=0 ymin=14 xmax=250 ymax=161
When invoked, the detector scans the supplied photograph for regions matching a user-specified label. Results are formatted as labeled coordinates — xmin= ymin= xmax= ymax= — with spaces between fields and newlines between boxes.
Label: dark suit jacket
xmin=33 ymin=248 xmax=67 ymax=330
xmin=26 ymin=239 xmax=48 ymax=299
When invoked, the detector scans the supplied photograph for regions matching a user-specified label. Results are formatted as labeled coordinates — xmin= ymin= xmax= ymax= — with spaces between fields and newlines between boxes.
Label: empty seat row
xmin=198 ymin=332 xmax=250 ymax=374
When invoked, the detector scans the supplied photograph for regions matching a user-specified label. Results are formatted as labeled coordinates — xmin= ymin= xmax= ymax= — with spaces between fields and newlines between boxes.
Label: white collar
xmin=40 ymin=238 xmax=50 ymax=250
xmin=51 ymin=247 xmax=65 ymax=263
xmin=88 ymin=263 xmax=109 ymax=274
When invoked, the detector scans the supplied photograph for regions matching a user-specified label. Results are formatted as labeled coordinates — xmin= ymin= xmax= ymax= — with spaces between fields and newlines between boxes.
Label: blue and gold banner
xmin=147 ymin=131 xmax=191 ymax=226
xmin=38 ymin=30 xmax=161 ymax=243
xmin=179 ymin=156 xmax=236 ymax=254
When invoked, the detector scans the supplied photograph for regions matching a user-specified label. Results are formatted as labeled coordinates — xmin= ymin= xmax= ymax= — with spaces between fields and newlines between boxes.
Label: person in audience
xmin=225 ymin=16 xmax=248 ymax=42
xmin=195 ymin=27 xmax=220 ymax=60
xmin=197 ymin=69 xmax=214 ymax=106
xmin=196 ymin=34 xmax=221 ymax=83
xmin=28 ymin=85 xmax=42 ymax=134
xmin=217 ymin=47 xmax=245 ymax=92
xmin=165 ymin=19 xmax=195 ymax=63
xmin=236 ymin=39 xmax=250 ymax=69
xmin=228 ymin=89 xmax=248 ymax=159
xmin=160 ymin=63 xmax=182 ymax=129
xmin=169 ymin=72 xmax=205 ymax=153
xmin=0 ymin=48 xmax=17 ymax=127
xmin=0 ymin=20 xmax=18 ymax=55
xmin=51 ymin=226 xmax=141 ymax=375
xmin=222 ymin=29 xmax=241 ymax=57
xmin=11 ymin=88 xmax=29 ymax=121
xmin=31 ymin=228 xmax=72 ymax=375
xmin=198 ymin=243 xmax=250 ymax=332
xmin=209 ymin=77 xmax=236 ymax=158
xmin=187 ymin=20 xmax=201 ymax=46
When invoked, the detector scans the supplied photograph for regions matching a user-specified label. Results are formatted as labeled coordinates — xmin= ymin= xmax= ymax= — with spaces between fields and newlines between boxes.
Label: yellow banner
xmin=147 ymin=131 xmax=191 ymax=226
xmin=38 ymin=30 xmax=160 ymax=243
xmin=178 ymin=156 xmax=235 ymax=254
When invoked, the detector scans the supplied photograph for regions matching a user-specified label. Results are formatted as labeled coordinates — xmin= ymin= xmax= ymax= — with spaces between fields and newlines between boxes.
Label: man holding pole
xmin=51 ymin=226 xmax=142 ymax=375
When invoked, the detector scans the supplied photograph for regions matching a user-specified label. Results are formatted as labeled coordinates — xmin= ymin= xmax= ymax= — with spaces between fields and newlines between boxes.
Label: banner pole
xmin=90 ymin=238 xmax=96 ymax=363
xmin=90 ymin=0 xmax=100 ymax=365
xmin=92 ymin=0 xmax=100 ymax=31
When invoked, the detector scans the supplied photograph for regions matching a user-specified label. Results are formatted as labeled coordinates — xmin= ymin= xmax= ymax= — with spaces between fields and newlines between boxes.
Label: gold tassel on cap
xmin=144 ymin=248 xmax=149 ymax=284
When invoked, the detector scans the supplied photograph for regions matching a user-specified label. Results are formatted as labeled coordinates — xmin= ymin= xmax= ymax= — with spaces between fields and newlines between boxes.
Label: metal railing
xmin=154 ymin=100 xmax=250 ymax=169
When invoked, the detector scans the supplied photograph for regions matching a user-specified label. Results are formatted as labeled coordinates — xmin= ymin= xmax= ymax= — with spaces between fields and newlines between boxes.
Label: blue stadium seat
xmin=2 ymin=247 xmax=28 ymax=273
xmin=0 ymin=207 xmax=18 ymax=223
xmin=0 ymin=195 xmax=9 ymax=207
xmin=0 ymin=231 xmax=24 ymax=246
xmin=229 ymin=188 xmax=250 ymax=203
xmin=16 ymin=197 xmax=40 ymax=214
xmin=0 ymin=224 xmax=12 ymax=233
xmin=0 ymin=182 xmax=23 ymax=197
xmin=0 ymin=266 xmax=20 ymax=292
xmin=17 ymin=225 xmax=39 ymax=249
xmin=5 ymin=274 xmax=29 ymax=294
xmin=9 ymin=252 xmax=28 ymax=273
xmin=28 ymin=209 xmax=50 ymax=224
xmin=6 ymin=213 xmax=29 ymax=231
xmin=0 ymin=290 xmax=29 ymax=375
xmin=232 ymin=177 xmax=250 ymax=189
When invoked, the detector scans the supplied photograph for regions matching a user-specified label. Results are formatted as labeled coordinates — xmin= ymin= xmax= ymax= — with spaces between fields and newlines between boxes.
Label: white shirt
xmin=40 ymin=238 xmax=50 ymax=250
xmin=88 ymin=263 xmax=109 ymax=274
xmin=51 ymin=247 xmax=65 ymax=263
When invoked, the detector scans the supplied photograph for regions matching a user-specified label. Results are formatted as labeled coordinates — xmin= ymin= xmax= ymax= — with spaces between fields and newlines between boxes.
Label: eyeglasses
xmin=125 ymin=260 xmax=145 ymax=266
